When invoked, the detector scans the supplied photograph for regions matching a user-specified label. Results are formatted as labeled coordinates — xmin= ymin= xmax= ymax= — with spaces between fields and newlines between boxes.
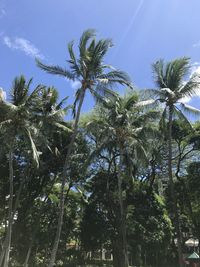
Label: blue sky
xmin=1 ymin=0 xmax=200 ymax=113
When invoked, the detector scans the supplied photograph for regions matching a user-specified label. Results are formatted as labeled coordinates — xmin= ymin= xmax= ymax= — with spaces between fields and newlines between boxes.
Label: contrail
xmin=111 ymin=0 xmax=144 ymax=59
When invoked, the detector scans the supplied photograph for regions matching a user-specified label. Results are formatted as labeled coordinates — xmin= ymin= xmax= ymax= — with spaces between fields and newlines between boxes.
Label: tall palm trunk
xmin=0 ymin=169 xmax=26 ymax=266
xmin=3 ymin=149 xmax=14 ymax=267
xmin=118 ymin=144 xmax=129 ymax=267
xmin=168 ymin=106 xmax=183 ymax=267
xmin=48 ymin=87 xmax=86 ymax=267
xmin=23 ymin=179 xmax=60 ymax=267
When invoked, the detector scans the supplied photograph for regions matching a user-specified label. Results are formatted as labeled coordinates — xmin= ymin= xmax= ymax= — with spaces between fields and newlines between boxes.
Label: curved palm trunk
xmin=118 ymin=144 xmax=129 ymax=267
xmin=48 ymin=87 xmax=86 ymax=267
xmin=168 ymin=106 xmax=183 ymax=267
xmin=3 ymin=149 xmax=14 ymax=267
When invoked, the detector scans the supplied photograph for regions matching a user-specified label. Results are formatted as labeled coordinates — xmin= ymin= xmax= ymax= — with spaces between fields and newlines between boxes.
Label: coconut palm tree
xmin=151 ymin=57 xmax=200 ymax=267
xmin=22 ymin=86 xmax=72 ymax=267
xmin=83 ymin=93 xmax=158 ymax=267
xmin=36 ymin=29 xmax=132 ymax=267
xmin=0 ymin=76 xmax=43 ymax=267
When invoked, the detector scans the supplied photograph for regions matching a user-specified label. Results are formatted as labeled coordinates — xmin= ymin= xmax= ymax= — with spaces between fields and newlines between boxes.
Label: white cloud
xmin=180 ymin=96 xmax=191 ymax=103
xmin=0 ymin=88 xmax=6 ymax=101
xmin=65 ymin=78 xmax=81 ymax=93
xmin=190 ymin=62 xmax=200 ymax=76
xmin=70 ymin=80 xmax=81 ymax=90
xmin=2 ymin=36 xmax=44 ymax=59
xmin=193 ymin=41 xmax=200 ymax=48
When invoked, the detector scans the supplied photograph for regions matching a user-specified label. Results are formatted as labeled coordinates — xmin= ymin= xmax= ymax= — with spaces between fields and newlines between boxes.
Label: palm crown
xmin=151 ymin=57 xmax=200 ymax=114
xmin=36 ymin=29 xmax=132 ymax=116
xmin=0 ymin=76 xmax=44 ymax=166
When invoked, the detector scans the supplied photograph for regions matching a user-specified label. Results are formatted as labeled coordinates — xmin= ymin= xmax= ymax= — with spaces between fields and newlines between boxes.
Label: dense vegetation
xmin=0 ymin=30 xmax=200 ymax=267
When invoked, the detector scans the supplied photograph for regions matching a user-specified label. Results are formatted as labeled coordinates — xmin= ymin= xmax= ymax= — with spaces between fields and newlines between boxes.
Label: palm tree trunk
xmin=0 ymin=236 xmax=7 ymax=266
xmin=0 ymin=171 xmax=25 ymax=266
xmin=118 ymin=144 xmax=129 ymax=267
xmin=168 ymin=106 xmax=183 ymax=267
xmin=3 ymin=149 xmax=14 ymax=267
xmin=48 ymin=87 xmax=86 ymax=267
xmin=23 ymin=178 xmax=60 ymax=267
xmin=23 ymin=244 xmax=32 ymax=267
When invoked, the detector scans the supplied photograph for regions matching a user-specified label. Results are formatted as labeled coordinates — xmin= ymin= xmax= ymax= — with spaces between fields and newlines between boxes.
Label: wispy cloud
xmin=0 ymin=8 xmax=6 ymax=18
xmin=193 ymin=41 xmax=200 ymax=48
xmin=2 ymin=36 xmax=44 ymax=59
xmin=111 ymin=0 xmax=144 ymax=59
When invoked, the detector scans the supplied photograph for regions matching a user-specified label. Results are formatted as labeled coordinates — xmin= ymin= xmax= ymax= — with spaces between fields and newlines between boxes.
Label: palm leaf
xmin=134 ymin=99 xmax=156 ymax=108
xmin=124 ymin=94 xmax=138 ymax=110
xmin=26 ymin=84 xmax=45 ymax=106
xmin=180 ymin=103 xmax=200 ymax=117
xmin=25 ymin=128 xmax=40 ymax=168
xmin=173 ymin=106 xmax=193 ymax=131
xmin=54 ymin=122 xmax=72 ymax=132
xmin=68 ymin=41 xmax=81 ymax=76
xmin=56 ymin=96 xmax=69 ymax=110
xmin=97 ymin=70 xmax=133 ymax=88
xmin=152 ymin=59 xmax=167 ymax=88
xmin=152 ymin=57 xmax=190 ymax=90
xmin=79 ymin=29 xmax=96 ymax=58
xmin=179 ymin=76 xmax=200 ymax=98
xmin=36 ymin=59 xmax=75 ymax=80
xmin=11 ymin=75 xmax=30 ymax=105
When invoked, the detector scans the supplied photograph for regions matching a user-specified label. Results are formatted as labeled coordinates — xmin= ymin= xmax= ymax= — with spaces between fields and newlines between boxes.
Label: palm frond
xmin=124 ymin=94 xmax=138 ymax=110
xmin=134 ymin=99 xmax=156 ymax=108
xmin=94 ymin=82 xmax=118 ymax=99
xmin=56 ymin=96 xmax=69 ymax=110
xmin=97 ymin=70 xmax=133 ymax=88
xmin=179 ymin=76 xmax=200 ymax=98
xmin=79 ymin=29 xmax=96 ymax=58
xmin=90 ymin=39 xmax=113 ymax=69
xmin=26 ymin=84 xmax=44 ymax=106
xmin=54 ymin=122 xmax=72 ymax=132
xmin=68 ymin=41 xmax=81 ymax=76
xmin=144 ymin=88 xmax=166 ymax=101
xmin=152 ymin=59 xmax=167 ymax=88
xmin=48 ymin=109 xmax=66 ymax=119
xmin=180 ymin=103 xmax=200 ymax=117
xmin=173 ymin=106 xmax=193 ymax=131
xmin=25 ymin=128 xmax=40 ymax=168
xmin=11 ymin=75 xmax=31 ymax=105
xmin=36 ymin=59 xmax=75 ymax=80
xmin=167 ymin=57 xmax=190 ymax=90
xmin=1 ymin=101 xmax=18 ymax=113
xmin=152 ymin=57 xmax=190 ymax=90
xmin=89 ymin=87 xmax=108 ymax=106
